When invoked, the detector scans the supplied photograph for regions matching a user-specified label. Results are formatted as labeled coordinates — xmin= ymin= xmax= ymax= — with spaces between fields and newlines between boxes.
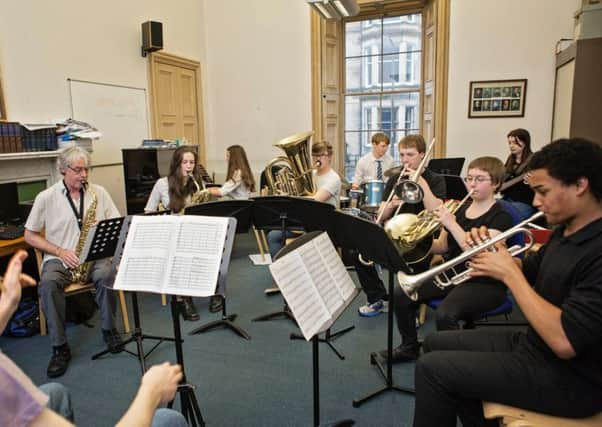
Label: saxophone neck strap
xmin=63 ymin=180 xmax=84 ymax=230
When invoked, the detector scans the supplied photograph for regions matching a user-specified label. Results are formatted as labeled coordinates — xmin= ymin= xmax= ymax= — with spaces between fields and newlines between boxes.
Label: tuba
xmin=188 ymin=172 xmax=211 ymax=205
xmin=264 ymin=131 xmax=316 ymax=196
xmin=397 ymin=211 xmax=545 ymax=300
xmin=70 ymin=183 xmax=97 ymax=284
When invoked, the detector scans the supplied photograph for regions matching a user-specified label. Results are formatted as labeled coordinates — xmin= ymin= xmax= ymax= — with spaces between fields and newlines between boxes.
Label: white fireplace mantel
xmin=0 ymin=151 xmax=62 ymax=185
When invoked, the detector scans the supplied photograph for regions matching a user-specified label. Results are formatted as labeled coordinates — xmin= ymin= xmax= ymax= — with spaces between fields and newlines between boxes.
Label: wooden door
xmin=148 ymin=52 xmax=206 ymax=163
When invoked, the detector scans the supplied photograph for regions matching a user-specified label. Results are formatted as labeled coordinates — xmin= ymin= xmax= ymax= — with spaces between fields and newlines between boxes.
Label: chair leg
xmin=418 ymin=304 xmax=427 ymax=326
xmin=118 ymin=290 xmax=130 ymax=333
xmin=253 ymin=227 xmax=267 ymax=262
xmin=260 ymin=230 xmax=269 ymax=258
xmin=39 ymin=298 xmax=47 ymax=336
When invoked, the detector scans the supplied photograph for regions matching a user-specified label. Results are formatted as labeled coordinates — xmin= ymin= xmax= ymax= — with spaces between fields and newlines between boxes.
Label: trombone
xmin=358 ymin=138 xmax=436 ymax=266
xmin=397 ymin=211 xmax=545 ymax=301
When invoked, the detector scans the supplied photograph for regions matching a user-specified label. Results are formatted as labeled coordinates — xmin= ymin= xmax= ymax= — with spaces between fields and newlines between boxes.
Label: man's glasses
xmin=463 ymin=176 xmax=491 ymax=184
xmin=67 ymin=166 xmax=90 ymax=175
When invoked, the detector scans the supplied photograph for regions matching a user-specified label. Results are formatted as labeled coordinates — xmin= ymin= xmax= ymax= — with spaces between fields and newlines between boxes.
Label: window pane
xmin=382 ymin=14 xmax=422 ymax=55
xmin=381 ymin=92 xmax=420 ymax=133
xmin=343 ymin=12 xmax=422 ymax=184
xmin=345 ymin=56 xmax=382 ymax=94
xmin=345 ymin=94 xmax=381 ymax=131
xmin=344 ymin=130 xmax=374 ymax=181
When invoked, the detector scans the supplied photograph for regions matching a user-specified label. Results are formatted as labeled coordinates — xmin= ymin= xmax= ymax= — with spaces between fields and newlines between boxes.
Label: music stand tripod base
xmin=169 ymin=295 xmax=205 ymax=427
xmin=189 ymin=296 xmax=251 ymax=340
xmin=91 ymin=292 xmax=176 ymax=374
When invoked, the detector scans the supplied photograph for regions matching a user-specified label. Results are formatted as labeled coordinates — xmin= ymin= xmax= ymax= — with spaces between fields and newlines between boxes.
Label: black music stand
xmin=168 ymin=294 xmax=205 ymax=427
xmin=442 ymin=174 xmax=468 ymax=200
xmin=284 ymin=197 xmax=356 ymax=360
xmin=93 ymin=215 xmax=175 ymax=372
xmin=165 ymin=217 xmax=237 ymax=427
xmin=273 ymin=231 xmax=355 ymax=427
xmin=251 ymin=196 xmax=304 ymax=324
xmin=427 ymin=157 xmax=465 ymax=175
xmin=327 ymin=210 xmax=414 ymax=407
xmin=185 ymin=201 xmax=251 ymax=340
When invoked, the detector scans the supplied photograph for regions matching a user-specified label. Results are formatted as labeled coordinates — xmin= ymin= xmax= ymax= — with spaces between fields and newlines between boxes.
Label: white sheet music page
xmin=162 ymin=216 xmax=228 ymax=297
xmin=312 ymin=232 xmax=357 ymax=303
xmin=113 ymin=215 xmax=228 ymax=297
xmin=296 ymin=237 xmax=344 ymax=316
xmin=269 ymin=250 xmax=330 ymax=340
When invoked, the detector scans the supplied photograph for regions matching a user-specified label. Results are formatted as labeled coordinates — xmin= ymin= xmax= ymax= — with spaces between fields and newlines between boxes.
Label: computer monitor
xmin=428 ymin=157 xmax=465 ymax=176
xmin=0 ymin=182 xmax=22 ymax=224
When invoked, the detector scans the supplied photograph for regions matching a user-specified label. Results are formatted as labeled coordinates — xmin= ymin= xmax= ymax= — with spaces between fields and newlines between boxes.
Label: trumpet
xmin=397 ymin=211 xmax=545 ymax=301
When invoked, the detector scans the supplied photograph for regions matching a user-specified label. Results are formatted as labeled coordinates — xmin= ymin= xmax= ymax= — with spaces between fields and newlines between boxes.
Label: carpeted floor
xmin=1 ymin=231 xmax=522 ymax=426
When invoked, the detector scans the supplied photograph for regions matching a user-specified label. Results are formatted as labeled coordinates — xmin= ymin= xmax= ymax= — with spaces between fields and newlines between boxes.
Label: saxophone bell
xmin=188 ymin=172 xmax=211 ymax=205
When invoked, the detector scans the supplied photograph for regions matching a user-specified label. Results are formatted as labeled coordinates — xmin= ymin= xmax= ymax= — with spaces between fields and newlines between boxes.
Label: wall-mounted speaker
xmin=141 ymin=21 xmax=163 ymax=57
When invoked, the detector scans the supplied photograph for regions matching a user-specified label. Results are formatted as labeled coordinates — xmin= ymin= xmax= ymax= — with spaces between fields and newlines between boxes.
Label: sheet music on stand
xmin=269 ymin=232 xmax=358 ymax=340
xmin=112 ymin=215 xmax=231 ymax=297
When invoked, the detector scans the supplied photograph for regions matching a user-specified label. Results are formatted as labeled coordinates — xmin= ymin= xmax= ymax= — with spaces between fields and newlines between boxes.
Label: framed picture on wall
xmin=468 ymin=79 xmax=527 ymax=118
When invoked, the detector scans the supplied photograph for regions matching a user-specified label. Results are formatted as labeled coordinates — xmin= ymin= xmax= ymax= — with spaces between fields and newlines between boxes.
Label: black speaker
xmin=141 ymin=21 xmax=163 ymax=57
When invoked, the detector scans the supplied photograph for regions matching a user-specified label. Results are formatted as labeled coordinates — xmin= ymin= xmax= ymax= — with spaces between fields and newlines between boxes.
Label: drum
xmin=339 ymin=196 xmax=350 ymax=209
xmin=361 ymin=180 xmax=385 ymax=212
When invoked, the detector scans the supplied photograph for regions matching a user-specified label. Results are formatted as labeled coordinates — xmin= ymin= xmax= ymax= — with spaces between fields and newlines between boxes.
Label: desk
xmin=0 ymin=237 xmax=29 ymax=258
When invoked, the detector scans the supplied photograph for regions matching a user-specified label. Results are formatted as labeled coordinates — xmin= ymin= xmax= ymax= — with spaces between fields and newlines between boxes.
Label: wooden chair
xmin=35 ymin=249 xmax=130 ymax=335
xmin=483 ymin=401 xmax=602 ymax=427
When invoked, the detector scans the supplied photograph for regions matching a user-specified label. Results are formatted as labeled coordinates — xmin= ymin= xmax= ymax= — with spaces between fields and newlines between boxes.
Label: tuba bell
xmin=264 ymin=131 xmax=316 ymax=196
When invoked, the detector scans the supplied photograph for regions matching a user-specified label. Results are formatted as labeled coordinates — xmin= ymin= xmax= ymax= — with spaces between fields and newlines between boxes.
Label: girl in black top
xmin=501 ymin=128 xmax=535 ymax=219
xmin=383 ymin=156 xmax=513 ymax=363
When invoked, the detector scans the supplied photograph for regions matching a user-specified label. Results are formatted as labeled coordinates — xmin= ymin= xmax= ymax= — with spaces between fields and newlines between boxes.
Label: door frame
xmin=148 ymin=51 xmax=206 ymax=164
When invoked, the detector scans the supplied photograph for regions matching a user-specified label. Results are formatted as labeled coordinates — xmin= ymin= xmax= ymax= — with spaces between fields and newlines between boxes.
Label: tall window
xmin=343 ymin=13 xmax=422 ymax=181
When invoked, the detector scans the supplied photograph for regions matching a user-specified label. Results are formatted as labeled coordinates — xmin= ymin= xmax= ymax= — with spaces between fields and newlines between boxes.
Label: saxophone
xmin=188 ymin=173 xmax=211 ymax=205
xmin=70 ymin=183 xmax=97 ymax=284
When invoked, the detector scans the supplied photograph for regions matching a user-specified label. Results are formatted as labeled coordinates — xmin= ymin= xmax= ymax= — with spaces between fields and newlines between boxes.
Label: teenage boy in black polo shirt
xmin=412 ymin=138 xmax=602 ymax=427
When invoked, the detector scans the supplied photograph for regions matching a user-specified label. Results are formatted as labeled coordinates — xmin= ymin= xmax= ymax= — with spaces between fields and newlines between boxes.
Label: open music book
xmin=269 ymin=232 xmax=358 ymax=341
xmin=113 ymin=215 xmax=229 ymax=297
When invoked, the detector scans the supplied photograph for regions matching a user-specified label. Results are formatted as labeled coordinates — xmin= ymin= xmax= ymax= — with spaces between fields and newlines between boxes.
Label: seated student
xmin=208 ymin=145 xmax=256 ymax=200
xmin=267 ymin=140 xmax=341 ymax=259
xmin=413 ymin=138 xmax=602 ymax=427
xmin=501 ymin=128 xmax=536 ymax=220
xmin=381 ymin=156 xmax=512 ymax=363
xmin=355 ymin=134 xmax=445 ymax=317
xmin=0 ymin=251 xmax=187 ymax=427
xmin=351 ymin=132 xmax=395 ymax=189
xmin=145 ymin=145 xmax=211 ymax=320
xmin=24 ymin=146 xmax=123 ymax=378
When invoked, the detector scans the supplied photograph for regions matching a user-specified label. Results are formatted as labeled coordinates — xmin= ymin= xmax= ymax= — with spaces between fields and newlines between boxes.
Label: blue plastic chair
xmin=425 ymin=295 xmax=513 ymax=328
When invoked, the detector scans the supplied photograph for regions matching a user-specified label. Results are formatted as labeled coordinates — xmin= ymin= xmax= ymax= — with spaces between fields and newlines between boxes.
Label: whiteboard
xmin=69 ymin=79 xmax=150 ymax=166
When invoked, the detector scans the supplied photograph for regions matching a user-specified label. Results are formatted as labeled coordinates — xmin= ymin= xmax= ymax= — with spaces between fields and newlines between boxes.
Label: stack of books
xmin=0 ymin=122 xmax=23 ymax=153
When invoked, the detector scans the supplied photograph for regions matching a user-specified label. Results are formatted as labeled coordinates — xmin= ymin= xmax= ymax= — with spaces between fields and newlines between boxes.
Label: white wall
xmin=0 ymin=0 xmax=206 ymax=213
xmin=446 ymin=0 xmax=580 ymax=170
xmin=202 ymin=0 xmax=312 ymax=183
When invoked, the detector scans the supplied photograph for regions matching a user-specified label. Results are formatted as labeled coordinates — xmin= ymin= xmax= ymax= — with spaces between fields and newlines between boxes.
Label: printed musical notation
xmin=113 ymin=215 xmax=229 ymax=297
xmin=269 ymin=232 xmax=358 ymax=340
